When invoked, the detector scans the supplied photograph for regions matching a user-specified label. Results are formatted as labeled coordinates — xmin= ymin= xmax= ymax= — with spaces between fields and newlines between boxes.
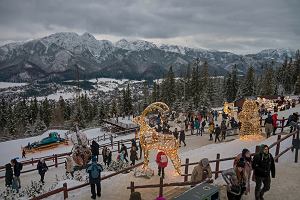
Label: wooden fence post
xmin=184 ymin=158 xmax=189 ymax=182
xmin=130 ymin=181 xmax=135 ymax=194
xmin=32 ymin=158 xmax=34 ymax=166
xmin=275 ymin=135 xmax=281 ymax=163
xmin=118 ymin=141 xmax=120 ymax=152
xmin=215 ymin=153 xmax=220 ymax=179
xmin=63 ymin=182 xmax=68 ymax=199
xmin=159 ymin=177 xmax=163 ymax=197
xmin=295 ymin=130 xmax=299 ymax=163
xmin=55 ymin=154 xmax=58 ymax=168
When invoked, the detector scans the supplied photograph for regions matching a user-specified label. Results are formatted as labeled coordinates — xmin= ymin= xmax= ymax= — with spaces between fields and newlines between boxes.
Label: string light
xmin=223 ymin=102 xmax=234 ymax=118
xmin=133 ymin=102 xmax=181 ymax=175
xmin=238 ymin=99 xmax=264 ymax=140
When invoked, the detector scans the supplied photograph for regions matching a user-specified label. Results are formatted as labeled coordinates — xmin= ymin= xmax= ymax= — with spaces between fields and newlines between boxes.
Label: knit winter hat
xmin=242 ymin=148 xmax=250 ymax=157
xmin=201 ymin=158 xmax=209 ymax=167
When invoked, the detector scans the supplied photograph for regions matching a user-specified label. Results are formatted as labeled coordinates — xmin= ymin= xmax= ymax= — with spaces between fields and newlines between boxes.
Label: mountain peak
xmin=81 ymin=32 xmax=97 ymax=41
xmin=115 ymin=39 xmax=157 ymax=51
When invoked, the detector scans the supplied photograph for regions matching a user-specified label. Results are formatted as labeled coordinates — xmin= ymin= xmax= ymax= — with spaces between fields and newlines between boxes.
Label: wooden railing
xmin=126 ymin=127 xmax=299 ymax=198
xmin=30 ymin=162 xmax=143 ymax=200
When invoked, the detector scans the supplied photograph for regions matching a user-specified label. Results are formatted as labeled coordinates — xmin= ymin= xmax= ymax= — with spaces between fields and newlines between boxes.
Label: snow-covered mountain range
xmin=0 ymin=32 xmax=296 ymax=82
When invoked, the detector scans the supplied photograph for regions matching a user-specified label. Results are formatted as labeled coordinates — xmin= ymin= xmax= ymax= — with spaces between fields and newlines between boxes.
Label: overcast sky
xmin=0 ymin=0 xmax=299 ymax=54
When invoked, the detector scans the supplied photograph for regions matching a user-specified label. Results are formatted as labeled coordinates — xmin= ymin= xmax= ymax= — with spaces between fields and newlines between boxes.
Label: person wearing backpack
xmin=11 ymin=159 xmax=22 ymax=189
xmin=86 ymin=156 xmax=103 ymax=199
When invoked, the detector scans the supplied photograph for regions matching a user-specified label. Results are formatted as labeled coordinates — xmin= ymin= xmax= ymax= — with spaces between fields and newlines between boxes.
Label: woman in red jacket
xmin=272 ymin=113 xmax=278 ymax=135
xmin=156 ymin=151 xmax=168 ymax=179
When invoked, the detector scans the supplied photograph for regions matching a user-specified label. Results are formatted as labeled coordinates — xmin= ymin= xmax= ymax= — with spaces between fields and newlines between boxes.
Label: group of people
xmin=5 ymin=159 xmax=23 ymax=192
xmin=222 ymin=145 xmax=275 ymax=200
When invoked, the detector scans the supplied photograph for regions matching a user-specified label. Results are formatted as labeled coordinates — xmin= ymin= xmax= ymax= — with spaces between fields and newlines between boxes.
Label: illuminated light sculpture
xmin=71 ymin=126 xmax=92 ymax=166
xmin=223 ymin=102 xmax=234 ymax=117
xmin=133 ymin=102 xmax=181 ymax=175
xmin=238 ymin=99 xmax=264 ymax=140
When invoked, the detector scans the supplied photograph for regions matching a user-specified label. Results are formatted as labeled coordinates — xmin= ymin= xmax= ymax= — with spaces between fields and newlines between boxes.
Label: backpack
xmin=90 ymin=163 xmax=100 ymax=179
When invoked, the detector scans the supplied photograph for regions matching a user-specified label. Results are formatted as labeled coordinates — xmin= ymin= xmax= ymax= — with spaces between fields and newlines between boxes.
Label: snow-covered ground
xmin=0 ymin=82 xmax=28 ymax=89
xmin=0 ymin=105 xmax=299 ymax=199
xmin=36 ymin=92 xmax=75 ymax=101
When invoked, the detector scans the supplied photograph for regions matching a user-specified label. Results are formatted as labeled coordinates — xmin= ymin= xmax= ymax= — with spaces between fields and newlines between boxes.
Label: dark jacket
xmin=214 ymin=126 xmax=221 ymax=136
xmin=13 ymin=161 xmax=22 ymax=177
xmin=37 ymin=161 xmax=48 ymax=175
xmin=264 ymin=115 xmax=273 ymax=125
xmin=173 ymin=130 xmax=179 ymax=139
xmin=252 ymin=153 xmax=275 ymax=178
xmin=179 ymin=131 xmax=185 ymax=140
xmin=91 ymin=141 xmax=100 ymax=156
xmin=5 ymin=164 xmax=13 ymax=187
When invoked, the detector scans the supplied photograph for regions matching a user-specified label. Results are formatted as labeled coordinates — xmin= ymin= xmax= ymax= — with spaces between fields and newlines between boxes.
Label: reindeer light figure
xmin=133 ymin=102 xmax=181 ymax=175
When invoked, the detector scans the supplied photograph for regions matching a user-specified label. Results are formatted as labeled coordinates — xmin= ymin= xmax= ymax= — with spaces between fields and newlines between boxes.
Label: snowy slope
xmin=0 ymin=82 xmax=28 ymax=89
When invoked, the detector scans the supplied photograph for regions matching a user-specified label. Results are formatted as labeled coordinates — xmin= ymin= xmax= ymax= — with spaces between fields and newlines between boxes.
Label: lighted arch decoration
xmin=133 ymin=102 xmax=181 ymax=175
xmin=238 ymin=99 xmax=264 ymax=140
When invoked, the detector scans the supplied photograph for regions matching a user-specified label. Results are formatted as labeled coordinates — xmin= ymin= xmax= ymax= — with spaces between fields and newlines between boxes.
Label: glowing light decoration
xmin=223 ymin=102 xmax=234 ymax=117
xmin=133 ymin=102 xmax=181 ymax=175
xmin=238 ymin=99 xmax=264 ymax=140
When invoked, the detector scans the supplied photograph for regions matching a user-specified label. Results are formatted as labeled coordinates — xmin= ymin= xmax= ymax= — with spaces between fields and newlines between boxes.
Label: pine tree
xmin=0 ymin=98 xmax=8 ymax=131
xmin=241 ymin=66 xmax=255 ymax=97
xmin=294 ymin=75 xmax=300 ymax=95
xmin=6 ymin=104 xmax=17 ymax=135
xmin=161 ymin=66 xmax=176 ymax=106
xmin=225 ymin=65 xmax=239 ymax=102
xmin=261 ymin=66 xmax=275 ymax=95
xmin=151 ymin=82 xmax=159 ymax=103
xmin=29 ymin=97 xmax=39 ymax=124
xmin=110 ymin=99 xmax=117 ymax=117
xmin=41 ymin=98 xmax=51 ymax=127
xmin=142 ymin=81 xmax=149 ymax=109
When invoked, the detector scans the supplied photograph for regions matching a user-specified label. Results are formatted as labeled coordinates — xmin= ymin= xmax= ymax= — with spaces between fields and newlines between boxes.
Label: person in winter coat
xmin=37 ymin=159 xmax=48 ymax=183
xmin=106 ymin=148 xmax=112 ymax=166
xmin=91 ymin=140 xmax=100 ymax=162
xmin=200 ymin=120 xmax=206 ymax=136
xmin=208 ymin=122 xmax=215 ymax=141
xmin=264 ymin=114 xmax=273 ymax=138
xmin=129 ymin=191 xmax=142 ymax=200
xmin=22 ymin=149 xmax=26 ymax=159
xmin=221 ymin=121 xmax=227 ymax=141
xmin=194 ymin=118 xmax=200 ymax=136
xmin=11 ymin=159 xmax=22 ymax=189
xmin=156 ymin=151 xmax=168 ymax=179
xmin=65 ymin=156 xmax=74 ymax=177
xmin=190 ymin=119 xmax=195 ymax=135
xmin=222 ymin=159 xmax=247 ymax=200
xmin=179 ymin=130 xmax=186 ymax=147
xmin=173 ymin=128 xmax=179 ymax=140
xmin=233 ymin=149 xmax=252 ymax=194
xmin=272 ymin=113 xmax=278 ymax=135
xmin=252 ymin=145 xmax=275 ymax=200
xmin=5 ymin=163 xmax=13 ymax=187
xmin=214 ymin=124 xmax=221 ymax=143
xmin=287 ymin=112 xmax=299 ymax=133
xmin=86 ymin=156 xmax=103 ymax=199
xmin=120 ymin=144 xmax=129 ymax=163
xmin=130 ymin=146 xmax=138 ymax=166
xmin=191 ymin=158 xmax=212 ymax=185
xmin=102 ymin=147 xmax=108 ymax=165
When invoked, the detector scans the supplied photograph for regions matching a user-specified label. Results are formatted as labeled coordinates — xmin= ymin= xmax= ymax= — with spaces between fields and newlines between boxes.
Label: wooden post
xmin=118 ymin=141 xmax=120 ymax=152
xmin=32 ymin=158 xmax=34 ymax=166
xmin=215 ymin=153 xmax=220 ymax=179
xmin=159 ymin=177 xmax=163 ymax=197
xmin=281 ymin=117 xmax=285 ymax=132
xmin=184 ymin=158 xmax=189 ymax=182
xmin=130 ymin=181 xmax=135 ymax=194
xmin=63 ymin=183 xmax=68 ymax=199
xmin=295 ymin=130 xmax=299 ymax=163
xmin=98 ymin=136 xmax=100 ymax=142
xmin=275 ymin=135 xmax=281 ymax=163
xmin=55 ymin=154 xmax=58 ymax=168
